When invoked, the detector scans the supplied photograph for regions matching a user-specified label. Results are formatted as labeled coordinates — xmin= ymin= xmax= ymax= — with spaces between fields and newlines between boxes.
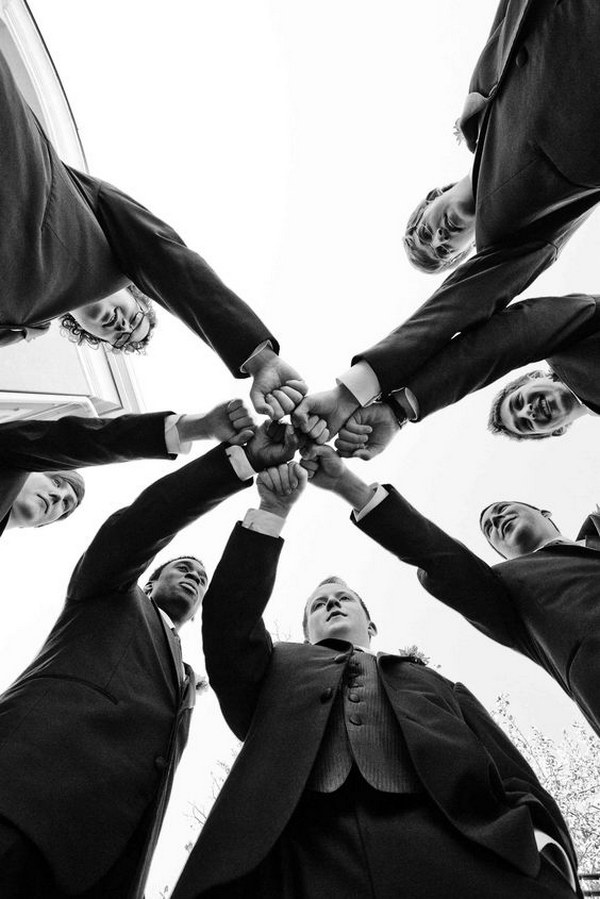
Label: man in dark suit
xmin=332 ymin=292 xmax=600 ymax=458
xmin=171 ymin=452 xmax=579 ymax=899
xmin=0 ymin=420 xmax=296 ymax=898
xmin=0 ymin=45 xmax=304 ymax=420
xmin=294 ymin=0 xmax=600 ymax=447
xmin=298 ymin=439 xmax=600 ymax=744
xmin=0 ymin=399 xmax=254 ymax=538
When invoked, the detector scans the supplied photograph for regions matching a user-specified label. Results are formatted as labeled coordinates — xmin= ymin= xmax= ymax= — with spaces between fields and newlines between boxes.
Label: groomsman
xmin=333 ymin=293 xmax=600 ymax=457
xmin=0 ymin=421 xmax=297 ymax=898
xmin=303 ymin=441 xmax=600 ymax=741
xmin=0 ymin=44 xmax=303 ymax=419
xmin=0 ymin=401 xmax=254 ymax=539
xmin=294 ymin=0 xmax=600 ymax=449
xmin=171 ymin=452 xmax=578 ymax=899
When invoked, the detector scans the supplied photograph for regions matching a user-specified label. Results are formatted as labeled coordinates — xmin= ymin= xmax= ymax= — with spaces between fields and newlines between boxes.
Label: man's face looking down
xmin=480 ymin=502 xmax=559 ymax=559
xmin=71 ymin=292 xmax=151 ymax=350
xmin=9 ymin=473 xmax=79 ymax=528
xmin=413 ymin=189 xmax=474 ymax=266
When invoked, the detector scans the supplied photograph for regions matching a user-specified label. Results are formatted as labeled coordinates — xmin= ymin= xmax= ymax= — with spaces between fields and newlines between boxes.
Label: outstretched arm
xmin=301 ymin=445 xmax=532 ymax=652
xmin=407 ymin=293 xmax=600 ymax=420
xmin=0 ymin=412 xmax=174 ymax=471
xmin=355 ymin=240 xmax=557 ymax=394
xmin=203 ymin=462 xmax=308 ymax=739
xmin=76 ymin=172 xmax=307 ymax=414
xmin=0 ymin=400 xmax=256 ymax=472
xmin=68 ymin=443 xmax=253 ymax=601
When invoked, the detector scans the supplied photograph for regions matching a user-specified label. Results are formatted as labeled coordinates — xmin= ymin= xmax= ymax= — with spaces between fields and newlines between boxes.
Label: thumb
xmin=294 ymin=462 xmax=309 ymax=487
xmin=250 ymin=383 xmax=272 ymax=417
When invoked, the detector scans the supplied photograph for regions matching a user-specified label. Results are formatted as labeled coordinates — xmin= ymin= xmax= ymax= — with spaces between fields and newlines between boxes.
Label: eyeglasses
xmin=111 ymin=298 xmax=148 ymax=350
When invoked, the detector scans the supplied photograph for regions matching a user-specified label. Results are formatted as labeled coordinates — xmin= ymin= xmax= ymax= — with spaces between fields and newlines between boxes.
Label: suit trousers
xmin=202 ymin=771 xmax=574 ymax=899
xmin=0 ymin=806 xmax=152 ymax=899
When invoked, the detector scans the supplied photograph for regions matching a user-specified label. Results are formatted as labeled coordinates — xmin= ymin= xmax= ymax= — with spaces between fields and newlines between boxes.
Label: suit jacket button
xmin=348 ymin=713 xmax=362 ymax=726
xmin=320 ymin=688 xmax=334 ymax=702
xmin=348 ymin=693 xmax=361 ymax=703
xmin=155 ymin=755 xmax=167 ymax=771
xmin=515 ymin=46 xmax=528 ymax=68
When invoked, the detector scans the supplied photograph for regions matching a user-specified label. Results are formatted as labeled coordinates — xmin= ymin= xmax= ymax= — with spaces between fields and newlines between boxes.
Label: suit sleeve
xmin=454 ymin=682 xmax=579 ymax=872
xmin=202 ymin=523 xmax=282 ymax=740
xmin=0 ymin=412 xmax=173 ymax=471
xmin=83 ymin=174 xmax=279 ymax=376
xmin=354 ymin=486 xmax=534 ymax=653
xmin=406 ymin=294 xmax=600 ymax=420
xmin=67 ymin=445 xmax=252 ymax=601
xmin=354 ymin=240 xmax=556 ymax=394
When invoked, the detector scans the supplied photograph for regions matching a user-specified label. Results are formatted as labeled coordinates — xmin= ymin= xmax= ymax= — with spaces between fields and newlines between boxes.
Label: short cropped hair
xmin=488 ymin=370 xmax=563 ymax=441
xmin=302 ymin=576 xmax=373 ymax=639
xmin=52 ymin=470 xmax=85 ymax=521
xmin=403 ymin=184 xmax=473 ymax=274
xmin=145 ymin=555 xmax=206 ymax=591
xmin=60 ymin=285 xmax=157 ymax=354
xmin=479 ymin=501 xmax=560 ymax=558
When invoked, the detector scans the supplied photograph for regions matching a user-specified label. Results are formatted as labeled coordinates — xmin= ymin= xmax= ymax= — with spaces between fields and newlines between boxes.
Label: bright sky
xmin=5 ymin=1 xmax=600 ymax=894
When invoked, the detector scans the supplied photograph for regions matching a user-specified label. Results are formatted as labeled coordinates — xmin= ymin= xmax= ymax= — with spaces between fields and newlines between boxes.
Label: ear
xmin=368 ymin=621 xmax=378 ymax=638
xmin=541 ymin=509 xmax=553 ymax=519
xmin=143 ymin=583 xmax=152 ymax=596
xmin=551 ymin=426 xmax=568 ymax=437
xmin=425 ymin=188 xmax=442 ymax=202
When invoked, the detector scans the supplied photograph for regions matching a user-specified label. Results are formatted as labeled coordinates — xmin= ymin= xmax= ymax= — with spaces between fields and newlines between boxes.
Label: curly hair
xmin=403 ymin=184 xmax=474 ymax=273
xmin=302 ymin=576 xmax=374 ymax=640
xmin=60 ymin=285 xmax=157 ymax=353
xmin=488 ymin=370 xmax=565 ymax=441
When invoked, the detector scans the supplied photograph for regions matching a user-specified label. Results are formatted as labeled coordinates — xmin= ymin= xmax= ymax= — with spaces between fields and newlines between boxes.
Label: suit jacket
xmin=405 ymin=293 xmax=600 ymax=420
xmin=356 ymin=487 xmax=600 ymax=739
xmin=0 ymin=444 xmax=251 ymax=895
xmin=356 ymin=0 xmax=600 ymax=398
xmin=171 ymin=523 xmax=578 ymax=899
xmin=0 ymin=48 xmax=276 ymax=371
xmin=0 ymin=411 xmax=175 ymax=538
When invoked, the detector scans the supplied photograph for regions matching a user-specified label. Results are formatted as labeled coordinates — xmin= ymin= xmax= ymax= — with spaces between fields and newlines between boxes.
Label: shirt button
xmin=348 ymin=693 xmax=360 ymax=703
xmin=515 ymin=46 xmax=528 ymax=68
xmin=348 ymin=714 xmax=362 ymax=726
xmin=154 ymin=755 xmax=167 ymax=771
xmin=320 ymin=688 xmax=334 ymax=703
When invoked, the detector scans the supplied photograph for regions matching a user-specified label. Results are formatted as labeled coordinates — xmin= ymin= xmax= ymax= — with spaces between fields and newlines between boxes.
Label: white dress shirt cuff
xmin=240 ymin=340 xmax=274 ymax=374
xmin=352 ymin=484 xmax=389 ymax=521
xmin=337 ymin=361 xmax=381 ymax=406
xmin=226 ymin=446 xmax=256 ymax=481
xmin=242 ymin=508 xmax=286 ymax=538
xmin=164 ymin=414 xmax=191 ymax=455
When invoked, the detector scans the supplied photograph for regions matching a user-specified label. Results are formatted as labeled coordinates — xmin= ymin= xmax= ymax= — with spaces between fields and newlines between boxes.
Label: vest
xmin=307 ymin=651 xmax=422 ymax=794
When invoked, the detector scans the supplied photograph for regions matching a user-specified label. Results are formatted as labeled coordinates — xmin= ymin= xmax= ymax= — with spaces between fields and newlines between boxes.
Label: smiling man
xmin=0 ymin=44 xmax=304 ymax=418
xmin=294 ymin=0 xmax=600 ymax=451
xmin=171 ymin=454 xmax=579 ymax=899
xmin=0 ymin=420 xmax=298 ymax=898
xmin=490 ymin=371 xmax=591 ymax=440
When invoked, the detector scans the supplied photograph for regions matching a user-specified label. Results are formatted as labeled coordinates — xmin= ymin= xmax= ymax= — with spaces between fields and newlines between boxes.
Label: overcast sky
xmin=8 ymin=1 xmax=600 ymax=893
